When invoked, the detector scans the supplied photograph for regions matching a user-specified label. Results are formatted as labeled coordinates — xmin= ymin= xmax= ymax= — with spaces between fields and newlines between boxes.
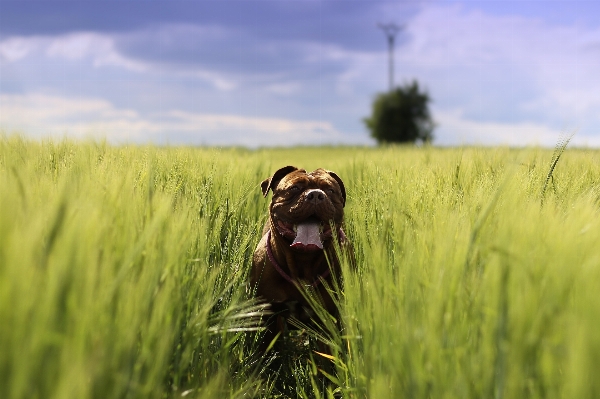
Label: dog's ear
xmin=261 ymin=166 xmax=299 ymax=197
xmin=326 ymin=170 xmax=346 ymax=206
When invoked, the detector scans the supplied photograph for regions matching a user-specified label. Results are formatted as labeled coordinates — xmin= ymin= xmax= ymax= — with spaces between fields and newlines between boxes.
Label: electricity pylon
xmin=378 ymin=23 xmax=403 ymax=91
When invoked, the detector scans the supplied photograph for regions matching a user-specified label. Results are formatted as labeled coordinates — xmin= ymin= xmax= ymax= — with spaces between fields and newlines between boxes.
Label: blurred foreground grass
xmin=2 ymin=136 xmax=600 ymax=398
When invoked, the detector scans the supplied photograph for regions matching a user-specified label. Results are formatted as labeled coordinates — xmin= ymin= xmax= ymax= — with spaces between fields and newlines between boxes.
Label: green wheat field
xmin=2 ymin=135 xmax=600 ymax=399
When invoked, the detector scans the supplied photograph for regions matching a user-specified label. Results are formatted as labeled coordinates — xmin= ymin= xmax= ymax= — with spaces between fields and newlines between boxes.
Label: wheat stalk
xmin=541 ymin=131 xmax=575 ymax=205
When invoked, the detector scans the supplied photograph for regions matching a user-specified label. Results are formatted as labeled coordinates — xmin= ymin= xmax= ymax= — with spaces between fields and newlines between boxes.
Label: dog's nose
xmin=306 ymin=189 xmax=325 ymax=203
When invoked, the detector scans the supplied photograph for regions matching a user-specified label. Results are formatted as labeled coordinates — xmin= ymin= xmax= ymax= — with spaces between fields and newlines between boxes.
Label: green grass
xmin=2 ymin=135 xmax=600 ymax=398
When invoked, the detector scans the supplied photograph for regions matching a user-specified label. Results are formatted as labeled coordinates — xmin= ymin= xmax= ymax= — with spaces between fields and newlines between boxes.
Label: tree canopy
xmin=364 ymin=81 xmax=435 ymax=144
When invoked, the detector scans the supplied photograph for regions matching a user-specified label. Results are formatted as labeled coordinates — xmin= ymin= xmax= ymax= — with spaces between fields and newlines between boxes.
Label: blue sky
xmin=1 ymin=0 xmax=600 ymax=147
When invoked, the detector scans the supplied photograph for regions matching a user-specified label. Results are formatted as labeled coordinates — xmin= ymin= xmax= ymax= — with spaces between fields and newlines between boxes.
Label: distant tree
xmin=364 ymin=80 xmax=435 ymax=144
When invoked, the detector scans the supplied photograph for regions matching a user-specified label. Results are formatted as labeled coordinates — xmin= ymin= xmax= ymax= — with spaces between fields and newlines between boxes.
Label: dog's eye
xmin=290 ymin=185 xmax=300 ymax=192
xmin=326 ymin=188 xmax=335 ymax=195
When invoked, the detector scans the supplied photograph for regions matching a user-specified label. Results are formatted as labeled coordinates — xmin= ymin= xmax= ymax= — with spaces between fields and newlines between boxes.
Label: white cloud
xmin=0 ymin=33 xmax=148 ymax=72
xmin=0 ymin=37 xmax=39 ymax=62
xmin=0 ymin=93 xmax=149 ymax=141
xmin=0 ymin=93 xmax=344 ymax=146
xmin=45 ymin=32 xmax=148 ymax=72
xmin=161 ymin=110 xmax=342 ymax=145
xmin=0 ymin=30 xmax=240 ymax=91
xmin=434 ymin=108 xmax=563 ymax=146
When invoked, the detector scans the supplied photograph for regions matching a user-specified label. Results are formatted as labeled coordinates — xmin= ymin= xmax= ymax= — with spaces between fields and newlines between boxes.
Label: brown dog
xmin=250 ymin=166 xmax=350 ymax=353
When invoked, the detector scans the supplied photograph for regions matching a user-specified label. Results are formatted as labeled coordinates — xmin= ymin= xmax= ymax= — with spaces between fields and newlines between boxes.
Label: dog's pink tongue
xmin=291 ymin=221 xmax=323 ymax=251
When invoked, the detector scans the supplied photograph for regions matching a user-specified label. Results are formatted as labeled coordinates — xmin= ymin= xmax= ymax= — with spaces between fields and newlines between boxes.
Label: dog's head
xmin=261 ymin=166 xmax=346 ymax=251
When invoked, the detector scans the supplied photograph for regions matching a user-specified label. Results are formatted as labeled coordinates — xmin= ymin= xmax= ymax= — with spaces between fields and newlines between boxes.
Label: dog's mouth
xmin=275 ymin=216 xmax=334 ymax=251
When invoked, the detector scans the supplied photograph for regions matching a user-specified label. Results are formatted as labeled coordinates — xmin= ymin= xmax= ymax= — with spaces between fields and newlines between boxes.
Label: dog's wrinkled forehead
xmin=261 ymin=165 xmax=346 ymax=206
xmin=276 ymin=169 xmax=333 ymax=190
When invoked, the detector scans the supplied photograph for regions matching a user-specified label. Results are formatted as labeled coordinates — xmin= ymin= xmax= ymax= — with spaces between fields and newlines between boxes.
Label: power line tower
xmin=378 ymin=22 xmax=403 ymax=91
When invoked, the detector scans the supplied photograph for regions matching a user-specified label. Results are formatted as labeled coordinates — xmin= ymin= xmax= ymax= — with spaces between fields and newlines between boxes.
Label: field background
xmin=2 ymin=136 xmax=600 ymax=398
